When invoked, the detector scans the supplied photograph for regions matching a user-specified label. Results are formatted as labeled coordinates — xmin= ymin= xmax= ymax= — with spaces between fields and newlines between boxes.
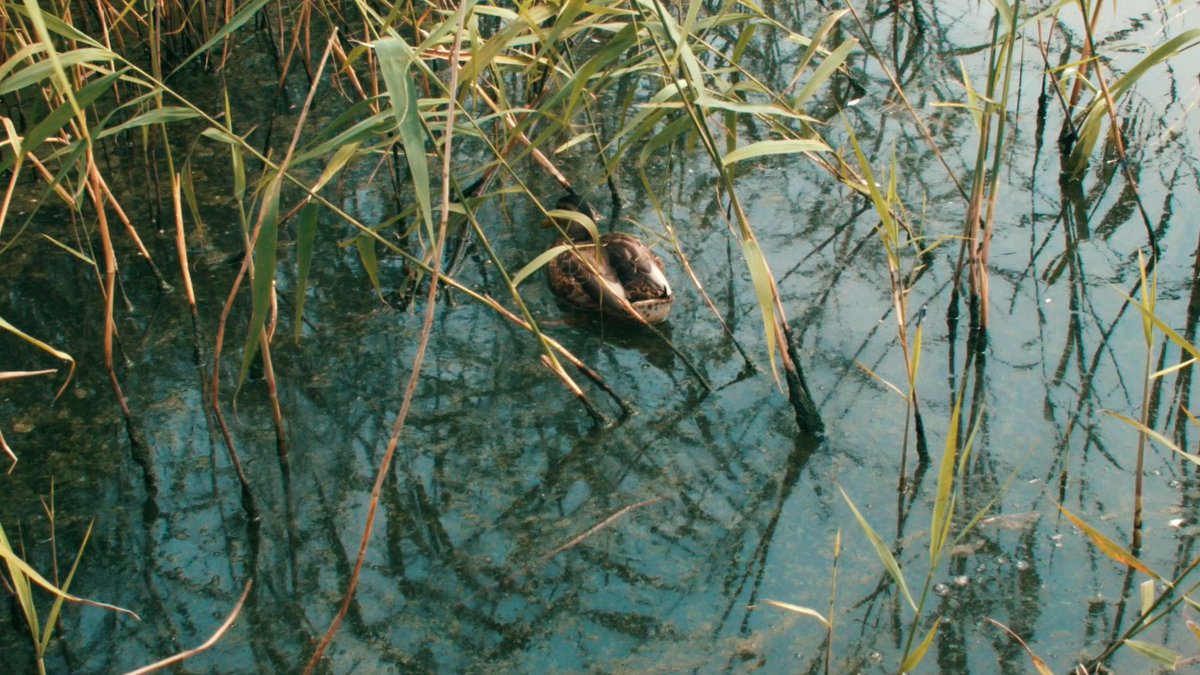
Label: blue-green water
xmin=3 ymin=2 xmax=1200 ymax=673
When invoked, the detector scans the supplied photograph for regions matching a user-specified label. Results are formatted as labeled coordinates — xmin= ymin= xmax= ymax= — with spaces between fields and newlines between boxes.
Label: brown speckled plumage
xmin=545 ymin=195 xmax=674 ymax=324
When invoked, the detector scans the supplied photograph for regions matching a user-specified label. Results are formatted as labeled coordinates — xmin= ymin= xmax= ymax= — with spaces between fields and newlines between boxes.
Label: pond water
xmin=3 ymin=1 xmax=1200 ymax=673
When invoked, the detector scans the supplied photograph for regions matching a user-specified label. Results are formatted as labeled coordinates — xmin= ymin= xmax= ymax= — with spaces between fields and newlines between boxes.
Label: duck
xmin=544 ymin=193 xmax=674 ymax=324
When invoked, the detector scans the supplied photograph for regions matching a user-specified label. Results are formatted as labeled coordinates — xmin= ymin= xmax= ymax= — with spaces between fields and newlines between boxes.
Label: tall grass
xmin=0 ymin=487 xmax=135 ymax=673
xmin=3 ymin=0 xmax=1200 ymax=669
xmin=2 ymin=0 xmax=860 ymax=663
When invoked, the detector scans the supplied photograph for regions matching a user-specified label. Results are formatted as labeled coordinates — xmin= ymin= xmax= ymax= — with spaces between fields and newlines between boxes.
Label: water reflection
xmin=4 ymin=1 xmax=1200 ymax=673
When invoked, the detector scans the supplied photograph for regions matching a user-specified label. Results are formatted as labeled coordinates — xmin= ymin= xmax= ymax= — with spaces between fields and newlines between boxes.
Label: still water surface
xmin=3 ymin=2 xmax=1200 ymax=673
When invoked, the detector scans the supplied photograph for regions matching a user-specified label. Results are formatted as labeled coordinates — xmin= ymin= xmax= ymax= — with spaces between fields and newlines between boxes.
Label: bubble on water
xmin=868 ymin=651 xmax=883 ymax=664
xmin=933 ymin=583 xmax=951 ymax=596
xmin=954 ymin=575 xmax=970 ymax=587
xmin=1015 ymin=560 xmax=1031 ymax=571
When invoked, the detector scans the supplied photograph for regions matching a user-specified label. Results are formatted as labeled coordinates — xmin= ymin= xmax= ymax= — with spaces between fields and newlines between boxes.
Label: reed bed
xmin=2 ymin=0 xmax=1200 ymax=671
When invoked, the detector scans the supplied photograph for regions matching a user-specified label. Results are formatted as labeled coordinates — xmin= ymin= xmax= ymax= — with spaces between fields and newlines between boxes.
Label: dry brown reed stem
xmin=540 ymin=354 xmax=606 ymax=422
xmin=208 ymin=264 xmax=259 ymax=516
xmin=456 ymin=496 xmax=666 ymax=601
xmin=219 ymin=0 xmax=235 ymax=69
xmin=727 ymin=185 xmax=817 ymax=426
xmin=1066 ymin=0 xmax=1105 ymax=109
xmin=0 ymin=369 xmax=59 ymax=381
xmin=1 ymin=428 xmax=16 ymax=472
xmin=85 ymin=153 xmax=135 ymax=430
xmin=259 ymin=321 xmax=287 ymax=461
xmin=94 ymin=170 xmax=154 ymax=263
xmin=1080 ymin=9 xmax=1161 ymax=547
xmin=0 ymin=119 xmax=22 ymax=239
xmin=304 ymin=16 xmax=467 ymax=672
xmin=24 ymin=151 xmax=77 ymax=205
xmin=474 ymin=292 xmax=630 ymax=415
xmin=844 ymin=2 xmax=967 ymax=201
xmin=644 ymin=179 xmax=752 ymax=371
xmin=275 ymin=0 xmax=312 ymax=88
xmin=468 ymin=83 xmax=571 ymax=189
xmin=1075 ymin=9 xmax=1158 ymax=259
xmin=211 ymin=30 xmax=343 ymax=500
xmin=537 ymin=496 xmax=664 ymax=564
xmin=971 ymin=9 xmax=1019 ymax=331
xmin=330 ymin=38 xmax=372 ymax=106
xmin=964 ymin=159 xmax=988 ymax=323
xmin=264 ymin=32 xmax=340 ymax=462
xmin=125 ymin=580 xmax=253 ymax=675
xmin=171 ymin=173 xmax=196 ymax=310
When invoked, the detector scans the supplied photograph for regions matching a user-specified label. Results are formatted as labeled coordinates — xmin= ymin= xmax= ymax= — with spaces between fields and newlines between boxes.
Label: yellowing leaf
xmin=742 ymin=239 xmax=780 ymax=385
xmin=1058 ymin=505 xmax=1162 ymax=581
xmin=763 ymin=600 xmax=830 ymax=627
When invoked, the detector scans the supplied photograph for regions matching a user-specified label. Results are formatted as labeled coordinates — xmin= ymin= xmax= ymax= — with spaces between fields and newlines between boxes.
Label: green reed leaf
xmin=722 ymin=139 xmax=830 ymax=166
xmin=931 ymin=395 xmax=962 ymax=560
xmin=513 ymin=245 xmax=572 ymax=288
xmin=1104 ymin=411 xmax=1200 ymax=466
xmin=694 ymin=95 xmax=811 ymax=120
xmin=0 ymin=47 xmax=116 ymax=97
xmin=838 ymin=485 xmax=917 ymax=613
xmin=0 ymin=522 xmax=136 ymax=620
xmin=97 ymin=106 xmax=200 ymax=139
xmin=1 ymin=523 xmax=69 ymax=613
xmin=40 ymin=234 xmax=94 ymax=265
xmin=1139 ymin=579 xmax=1155 ymax=617
xmin=237 ymin=176 xmax=281 ymax=387
xmin=457 ymin=2 xmax=527 ymax=86
xmin=793 ymin=37 xmax=857 ymax=108
xmin=900 ymin=618 xmax=940 ymax=673
xmin=791 ymin=9 xmax=849 ymax=79
xmin=742 ymin=239 xmax=779 ymax=383
xmin=1124 ymin=640 xmax=1181 ymax=669
xmin=1116 ymin=286 xmax=1200 ymax=363
xmin=169 ymin=0 xmax=272 ymax=76
xmin=376 ymin=36 xmax=434 ymax=244
xmin=309 ymin=142 xmax=362 ymax=195
xmin=1068 ymin=29 xmax=1200 ymax=175
xmin=294 ymin=204 xmax=319 ymax=342
xmin=0 ymin=316 xmax=75 ymax=367
xmin=356 ymin=233 xmax=381 ymax=294
xmin=2 ymin=70 xmax=119 ymax=174
xmin=40 ymin=518 xmax=94 ymax=654
xmin=639 ymin=115 xmax=693 ymax=164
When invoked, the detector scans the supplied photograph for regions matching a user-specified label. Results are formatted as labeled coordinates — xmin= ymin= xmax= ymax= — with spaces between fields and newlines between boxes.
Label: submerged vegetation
xmin=2 ymin=0 xmax=1200 ymax=671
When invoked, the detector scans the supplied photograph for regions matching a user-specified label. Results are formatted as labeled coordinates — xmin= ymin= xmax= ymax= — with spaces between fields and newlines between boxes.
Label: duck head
xmin=544 ymin=193 xmax=601 ymax=242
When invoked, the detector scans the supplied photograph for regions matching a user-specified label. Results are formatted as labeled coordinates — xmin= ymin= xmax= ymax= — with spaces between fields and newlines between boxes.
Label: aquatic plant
xmin=2 ymin=0 xmax=1200 ymax=671
xmin=0 ymin=487 xmax=135 ymax=674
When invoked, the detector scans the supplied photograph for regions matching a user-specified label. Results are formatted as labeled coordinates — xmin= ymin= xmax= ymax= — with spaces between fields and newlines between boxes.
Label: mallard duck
xmin=544 ymin=194 xmax=674 ymax=324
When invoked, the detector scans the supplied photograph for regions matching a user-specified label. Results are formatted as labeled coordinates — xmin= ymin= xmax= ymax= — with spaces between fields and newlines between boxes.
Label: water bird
xmin=544 ymin=194 xmax=674 ymax=324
